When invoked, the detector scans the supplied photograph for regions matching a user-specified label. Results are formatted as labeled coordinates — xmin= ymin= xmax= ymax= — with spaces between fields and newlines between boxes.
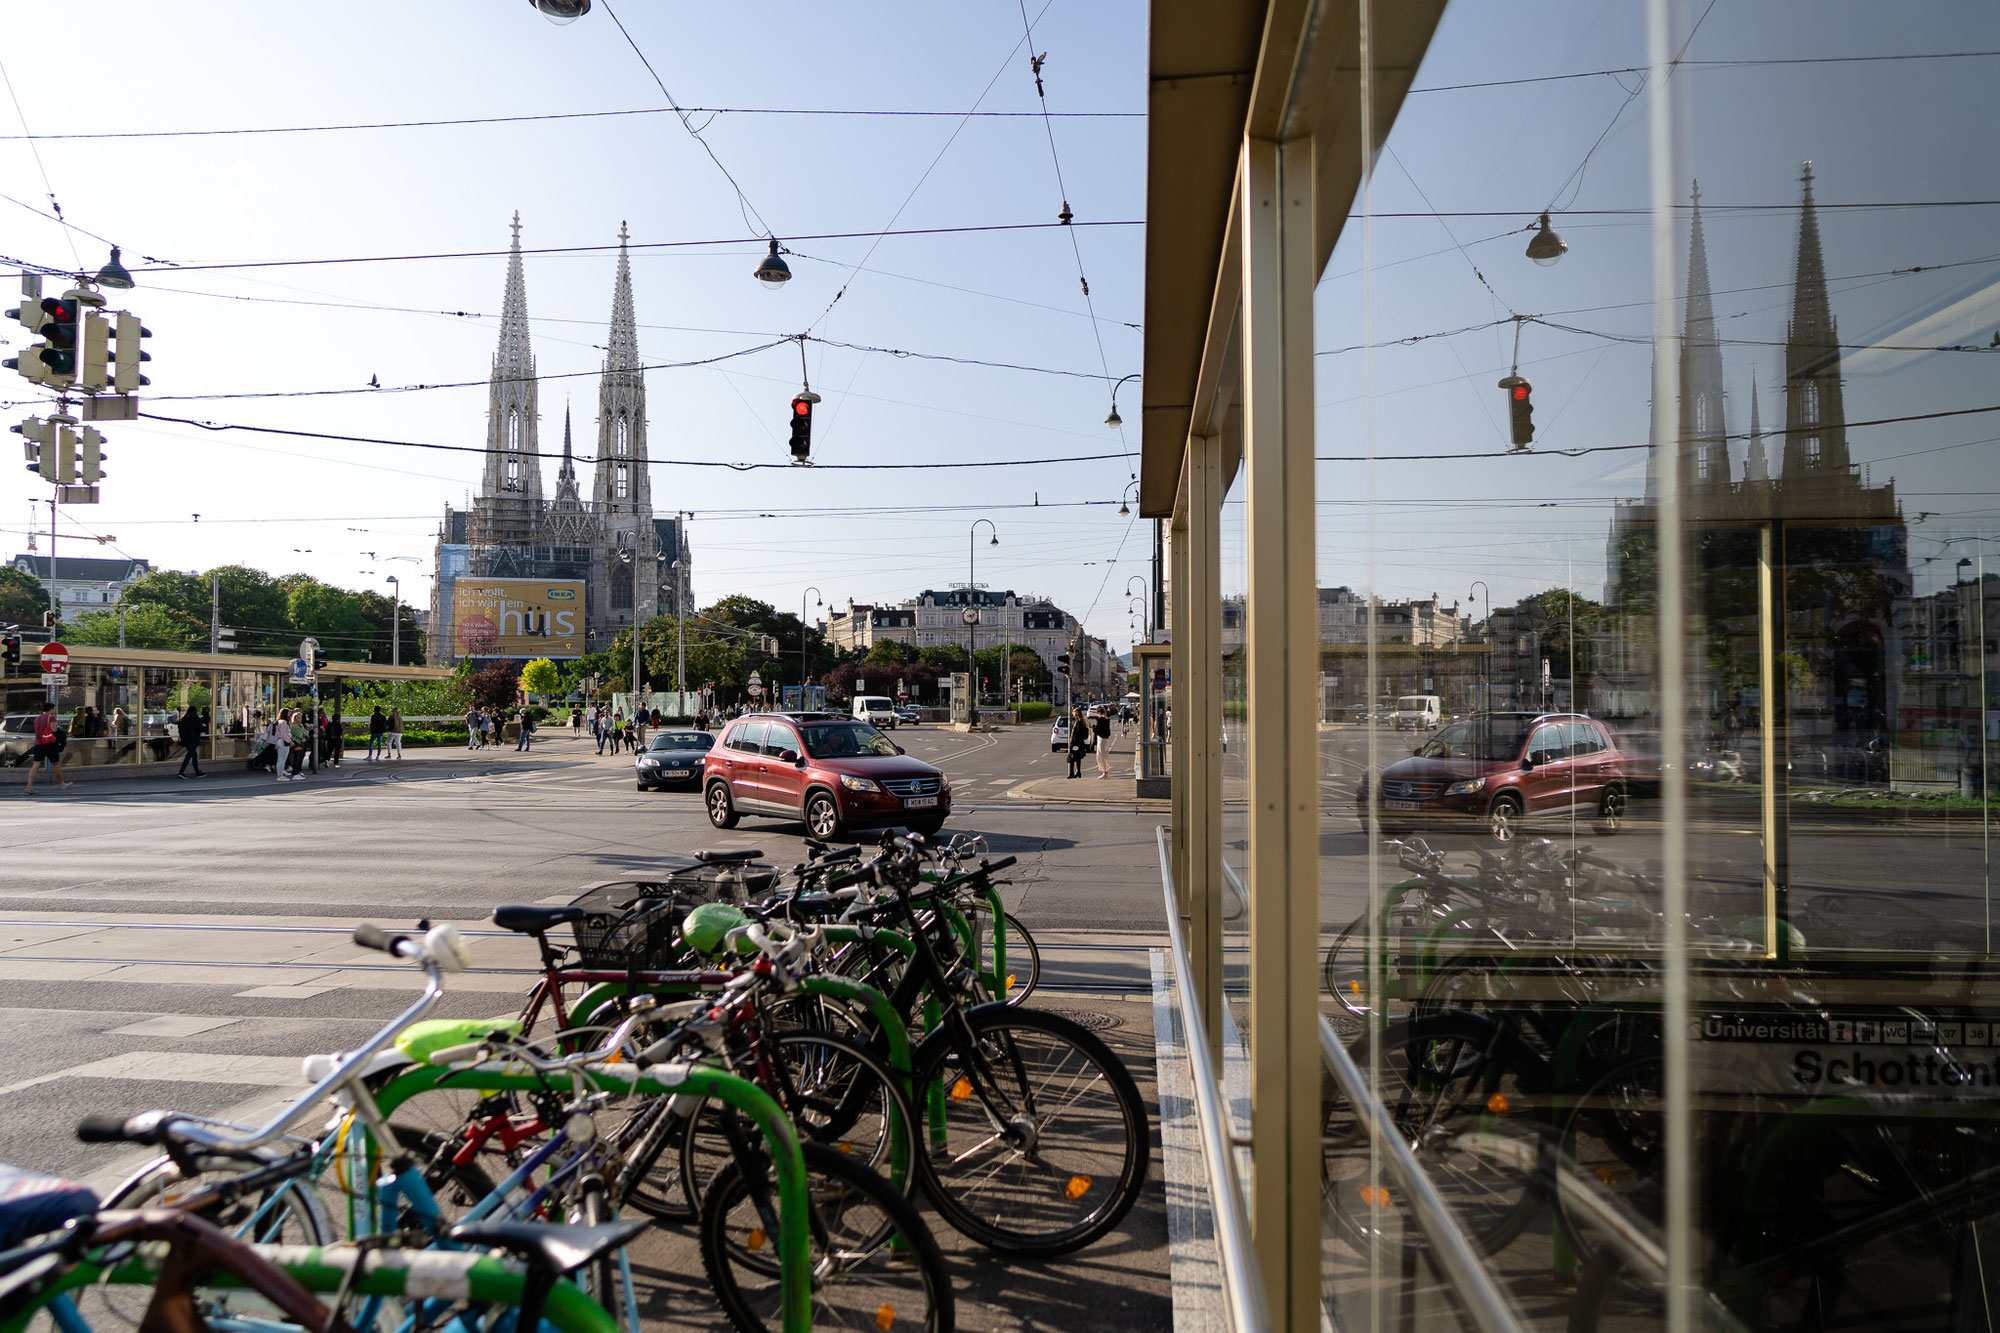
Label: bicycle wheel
xmin=700 ymin=1140 xmax=954 ymax=1333
xmin=1323 ymin=1013 xmax=1543 ymax=1254
xmin=568 ymin=1177 xmax=622 ymax=1319
xmin=680 ymin=1030 xmax=916 ymax=1211
xmin=1557 ymin=1053 xmax=1663 ymax=1281
xmin=103 ymin=1155 xmax=331 ymax=1244
xmin=913 ymin=1005 xmax=1148 ymax=1256
xmin=996 ymin=912 xmax=1042 ymax=1006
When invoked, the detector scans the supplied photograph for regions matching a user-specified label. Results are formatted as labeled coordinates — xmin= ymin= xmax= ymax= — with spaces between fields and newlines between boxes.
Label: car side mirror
xmin=779 ymin=748 xmax=801 ymax=764
xmin=1520 ymin=754 xmax=1535 ymax=770
xmin=894 ymin=744 xmax=905 ymax=755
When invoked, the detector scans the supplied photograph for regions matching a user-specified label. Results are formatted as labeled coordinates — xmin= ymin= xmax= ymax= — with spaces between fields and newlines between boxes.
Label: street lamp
xmin=663 ymin=560 xmax=687 ymax=709
xmin=617 ymin=544 xmax=645 ymax=712
xmin=94 ymin=246 xmax=135 ymax=291
xmin=969 ymin=520 xmax=998 ymax=717
xmin=753 ymin=238 xmax=792 ymax=289
xmin=1526 ymin=212 xmax=1567 ymax=266
xmin=1126 ymin=574 xmax=1148 ymax=644
xmin=385 ymin=575 xmax=401 ymax=668
xmin=802 ymin=585 xmax=823 ymax=703
xmin=1117 ymin=480 xmax=1138 ymax=518
xmin=1104 ymin=373 xmax=1140 ymax=429
xmin=531 ymin=0 xmax=590 ymax=23
xmin=1469 ymin=580 xmax=1491 ymax=713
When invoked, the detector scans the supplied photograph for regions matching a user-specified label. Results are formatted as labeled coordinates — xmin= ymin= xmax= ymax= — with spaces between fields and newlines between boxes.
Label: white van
xmin=1392 ymin=694 xmax=1441 ymax=732
xmin=852 ymin=695 xmax=898 ymax=729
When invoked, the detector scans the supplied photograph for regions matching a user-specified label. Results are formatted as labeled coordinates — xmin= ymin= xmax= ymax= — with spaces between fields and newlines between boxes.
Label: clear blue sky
xmin=5 ymin=1 xmax=1995 ymax=650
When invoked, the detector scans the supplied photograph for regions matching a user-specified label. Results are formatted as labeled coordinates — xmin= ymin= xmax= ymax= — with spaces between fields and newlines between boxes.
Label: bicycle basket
xmin=568 ymin=879 xmax=698 ymax=969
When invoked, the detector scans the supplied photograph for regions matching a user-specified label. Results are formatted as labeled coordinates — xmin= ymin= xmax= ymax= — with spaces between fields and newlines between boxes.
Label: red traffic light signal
xmin=1498 ymin=374 xmax=1533 ymax=449
xmin=788 ymin=395 xmax=813 ymax=462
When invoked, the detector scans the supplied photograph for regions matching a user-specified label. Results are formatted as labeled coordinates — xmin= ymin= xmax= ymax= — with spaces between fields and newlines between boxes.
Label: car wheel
xmin=636 ymin=780 xmax=649 ymax=791
xmin=1488 ymin=793 xmax=1523 ymax=842
xmin=1593 ymin=785 xmax=1626 ymax=836
xmin=804 ymin=790 xmax=845 ymax=841
xmin=705 ymin=782 xmax=740 ymax=829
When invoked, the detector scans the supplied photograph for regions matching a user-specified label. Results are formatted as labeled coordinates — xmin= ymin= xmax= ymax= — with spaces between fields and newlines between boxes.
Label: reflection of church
xmin=1603 ymin=164 xmax=1910 ymax=762
xmin=428 ymin=215 xmax=691 ymax=664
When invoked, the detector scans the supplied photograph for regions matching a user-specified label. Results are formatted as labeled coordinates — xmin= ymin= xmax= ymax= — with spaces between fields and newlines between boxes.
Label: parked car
xmin=1050 ymin=715 xmax=1072 ymax=752
xmin=634 ymin=729 xmax=714 ymax=791
xmin=893 ymin=705 xmax=921 ymax=725
xmin=1356 ymin=711 xmax=1629 ymax=840
xmin=703 ymin=713 xmax=950 ymax=840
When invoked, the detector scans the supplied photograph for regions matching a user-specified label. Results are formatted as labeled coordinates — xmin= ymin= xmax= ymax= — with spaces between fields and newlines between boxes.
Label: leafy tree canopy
xmin=63 ymin=604 xmax=197 ymax=651
xmin=0 ymin=566 xmax=50 ymax=625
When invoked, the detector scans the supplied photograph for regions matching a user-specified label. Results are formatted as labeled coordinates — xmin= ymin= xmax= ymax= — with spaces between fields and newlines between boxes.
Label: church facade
xmin=1600 ymin=165 xmax=1911 ymax=772
xmin=429 ymin=216 xmax=692 ymax=665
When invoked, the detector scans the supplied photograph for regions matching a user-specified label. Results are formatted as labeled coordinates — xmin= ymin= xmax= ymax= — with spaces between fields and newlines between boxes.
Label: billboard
xmin=451 ymin=579 xmax=585 ymax=659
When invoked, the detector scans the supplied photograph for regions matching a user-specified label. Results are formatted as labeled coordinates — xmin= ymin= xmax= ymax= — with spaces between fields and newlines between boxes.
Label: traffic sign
xmin=37 ymin=642 xmax=68 ymax=677
xmin=290 ymin=658 xmax=315 ymax=684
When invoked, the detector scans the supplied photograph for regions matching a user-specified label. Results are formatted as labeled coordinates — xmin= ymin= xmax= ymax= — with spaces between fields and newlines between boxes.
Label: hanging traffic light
xmin=1499 ymin=374 xmax=1533 ymax=449
xmin=38 ymin=298 xmax=80 ymax=381
xmin=78 ymin=426 xmax=106 ymax=484
xmin=110 ymin=311 xmax=152 ymax=392
xmin=788 ymin=394 xmax=813 ymax=462
xmin=12 ymin=416 xmax=50 ymax=473
xmin=79 ymin=311 xmax=112 ymax=391
xmin=3 ymin=292 xmax=54 ymax=384
xmin=2 ymin=634 xmax=19 ymax=668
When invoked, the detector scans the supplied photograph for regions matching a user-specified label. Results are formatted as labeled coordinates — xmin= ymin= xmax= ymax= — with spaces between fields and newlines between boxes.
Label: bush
xmin=1017 ymin=701 xmax=1052 ymax=723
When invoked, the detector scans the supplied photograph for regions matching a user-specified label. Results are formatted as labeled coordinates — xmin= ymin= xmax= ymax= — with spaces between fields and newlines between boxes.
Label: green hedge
xmin=1016 ymin=701 xmax=1053 ymax=723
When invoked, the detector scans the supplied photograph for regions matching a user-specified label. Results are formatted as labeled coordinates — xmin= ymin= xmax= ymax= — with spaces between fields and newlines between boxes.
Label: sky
xmin=0 ymin=2 xmax=1148 ymax=646
xmin=4 ymin=2 xmax=1996 ymax=657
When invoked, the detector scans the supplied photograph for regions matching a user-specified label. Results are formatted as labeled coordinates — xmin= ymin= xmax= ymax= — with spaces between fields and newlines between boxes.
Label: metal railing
xmin=1155 ymin=825 xmax=1272 ymax=1333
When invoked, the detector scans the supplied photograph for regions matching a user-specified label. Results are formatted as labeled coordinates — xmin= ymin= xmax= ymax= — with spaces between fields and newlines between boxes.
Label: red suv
xmin=1356 ymin=711 xmax=1628 ymax=841
xmin=703 ymin=713 xmax=951 ymax=841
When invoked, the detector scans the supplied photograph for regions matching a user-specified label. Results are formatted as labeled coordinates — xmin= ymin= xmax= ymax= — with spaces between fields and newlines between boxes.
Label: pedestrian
xmin=570 ymin=706 xmax=582 ymax=734
xmin=516 ymin=708 xmax=535 ymax=752
xmin=110 ymin=705 xmax=130 ymax=737
xmin=269 ymin=710 xmax=292 ymax=780
xmin=367 ymin=706 xmax=387 ymax=760
xmin=1065 ymin=706 xmax=1091 ymax=779
xmin=175 ymin=703 xmax=207 ymax=778
xmin=22 ymin=702 xmax=71 ymax=794
xmin=327 ymin=709 xmax=345 ymax=767
xmin=1092 ymin=705 xmax=1113 ymax=778
xmin=610 ymin=711 xmax=624 ymax=754
xmin=286 ymin=710 xmax=311 ymax=779
xmin=385 ymin=705 xmax=403 ymax=760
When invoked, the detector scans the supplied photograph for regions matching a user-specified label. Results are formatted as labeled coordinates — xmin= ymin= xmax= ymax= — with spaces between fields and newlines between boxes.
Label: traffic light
xmin=79 ymin=311 xmax=111 ymax=391
xmin=24 ymin=423 xmax=77 ymax=484
xmin=1499 ymin=374 xmax=1533 ymax=449
xmin=1056 ymin=652 xmax=1072 ymax=677
xmin=42 ymin=610 xmax=57 ymax=630
xmin=110 ymin=311 xmax=152 ymax=392
xmin=37 ymin=298 xmax=80 ymax=381
xmin=78 ymin=426 xmax=106 ymax=484
xmin=788 ymin=395 xmax=813 ymax=462
xmin=3 ymin=296 xmax=54 ymax=384
xmin=13 ymin=416 xmax=50 ymax=471
xmin=2 ymin=634 xmax=19 ymax=669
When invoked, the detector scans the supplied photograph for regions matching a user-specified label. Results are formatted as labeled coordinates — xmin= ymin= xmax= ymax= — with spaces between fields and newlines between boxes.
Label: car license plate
xmin=662 ymin=769 xmax=686 ymax=777
xmin=1383 ymin=799 xmax=1419 ymax=812
xmin=905 ymin=796 xmax=939 ymax=809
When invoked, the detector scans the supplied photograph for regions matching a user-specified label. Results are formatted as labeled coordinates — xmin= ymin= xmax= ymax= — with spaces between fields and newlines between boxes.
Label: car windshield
xmin=801 ymin=722 xmax=900 ymax=759
xmin=1413 ymin=718 xmax=1534 ymax=762
xmin=649 ymin=732 xmax=711 ymax=750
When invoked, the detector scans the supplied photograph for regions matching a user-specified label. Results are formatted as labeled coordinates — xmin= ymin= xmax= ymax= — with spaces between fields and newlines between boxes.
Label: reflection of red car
xmin=458 ymin=614 xmax=498 ymax=655
xmin=1356 ymin=711 xmax=1629 ymax=841
xmin=703 ymin=713 xmax=951 ymax=841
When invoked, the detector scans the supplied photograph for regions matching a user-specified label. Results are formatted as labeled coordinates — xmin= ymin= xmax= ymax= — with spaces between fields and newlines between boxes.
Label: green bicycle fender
xmin=369 ymin=1060 xmax=811 ymax=1333
xmin=12 ymin=1247 xmax=616 ymax=1333
xmin=982 ymin=886 xmax=1009 ymax=1002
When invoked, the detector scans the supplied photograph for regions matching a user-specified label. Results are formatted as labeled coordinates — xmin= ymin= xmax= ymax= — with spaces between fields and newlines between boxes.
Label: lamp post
xmin=665 ymin=559 xmax=687 ymax=710
xmin=968 ymin=520 xmax=998 ymax=717
xmin=1469 ymin=580 xmax=1491 ymax=713
xmin=617 ymin=544 xmax=644 ymax=713
xmin=385 ymin=575 xmax=401 ymax=668
xmin=1103 ymin=373 xmax=1140 ymax=429
xmin=1126 ymin=574 xmax=1149 ymax=645
xmin=802 ymin=585 xmax=823 ymax=705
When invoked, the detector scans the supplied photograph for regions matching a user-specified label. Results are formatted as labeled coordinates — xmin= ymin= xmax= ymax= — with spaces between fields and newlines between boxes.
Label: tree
xmin=1512 ymin=588 xmax=1604 ymax=684
xmin=287 ymin=580 xmax=371 ymax=660
xmin=466 ymin=661 xmax=522 ymax=710
xmin=119 ymin=569 xmax=211 ymax=644
xmin=0 ymin=566 xmax=49 ymax=626
xmin=917 ymin=644 xmax=967 ymax=673
xmin=864 ymin=640 xmax=917 ymax=668
xmin=520 ymin=658 xmax=561 ymax=699
xmin=63 ymin=604 xmax=197 ymax=651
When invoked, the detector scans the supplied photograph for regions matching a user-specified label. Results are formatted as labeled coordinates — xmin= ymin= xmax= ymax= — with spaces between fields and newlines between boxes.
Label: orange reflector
xmin=1349 ymin=980 xmax=1362 ymax=994
xmin=1005 ymin=974 xmax=1017 ymax=990
xmin=1064 ymin=1175 xmax=1092 ymax=1200
xmin=875 ymin=1304 xmax=896 ymax=1331
xmin=1486 ymin=1093 xmax=1511 ymax=1116
xmin=837 ymin=1142 xmax=854 ymax=1155
xmin=950 ymin=1077 xmax=973 ymax=1101
xmin=1358 ymin=1184 xmax=1391 ymax=1208
xmin=604 ymin=1049 xmax=624 ymax=1065
xmin=1594 ymin=1165 xmax=1619 ymax=1185
xmin=747 ymin=1227 xmax=766 ymax=1252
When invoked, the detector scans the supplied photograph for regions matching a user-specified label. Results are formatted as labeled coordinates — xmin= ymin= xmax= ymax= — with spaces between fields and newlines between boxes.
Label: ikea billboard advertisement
xmin=451 ymin=579 xmax=585 ymax=659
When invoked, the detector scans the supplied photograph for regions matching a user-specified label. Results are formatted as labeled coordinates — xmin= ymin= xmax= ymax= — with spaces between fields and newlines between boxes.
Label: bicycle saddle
xmin=0 ymin=1164 xmax=97 ymax=1250
xmin=693 ymin=849 xmax=764 ymax=865
xmin=490 ymin=905 xmax=587 ymax=935
xmin=447 ymin=1218 xmax=650 ymax=1275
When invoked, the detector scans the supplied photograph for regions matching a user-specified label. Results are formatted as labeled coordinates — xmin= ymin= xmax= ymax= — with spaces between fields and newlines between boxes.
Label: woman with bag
xmin=1065 ymin=705 xmax=1092 ymax=779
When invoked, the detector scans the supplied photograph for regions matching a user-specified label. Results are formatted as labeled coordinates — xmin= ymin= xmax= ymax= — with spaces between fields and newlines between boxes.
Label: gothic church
xmin=429 ymin=215 xmax=691 ymax=663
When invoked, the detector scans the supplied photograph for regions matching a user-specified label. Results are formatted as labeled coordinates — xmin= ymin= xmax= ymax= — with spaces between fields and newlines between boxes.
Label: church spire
xmin=1680 ymin=180 xmax=1728 ymax=495
xmin=1781 ymin=160 xmax=1850 ymax=477
xmin=593 ymin=221 xmax=652 ymax=523
xmin=559 ymin=402 xmax=576 ymax=482
xmin=1745 ymin=370 xmax=1769 ymax=481
xmin=472 ymin=211 xmax=542 ymax=533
